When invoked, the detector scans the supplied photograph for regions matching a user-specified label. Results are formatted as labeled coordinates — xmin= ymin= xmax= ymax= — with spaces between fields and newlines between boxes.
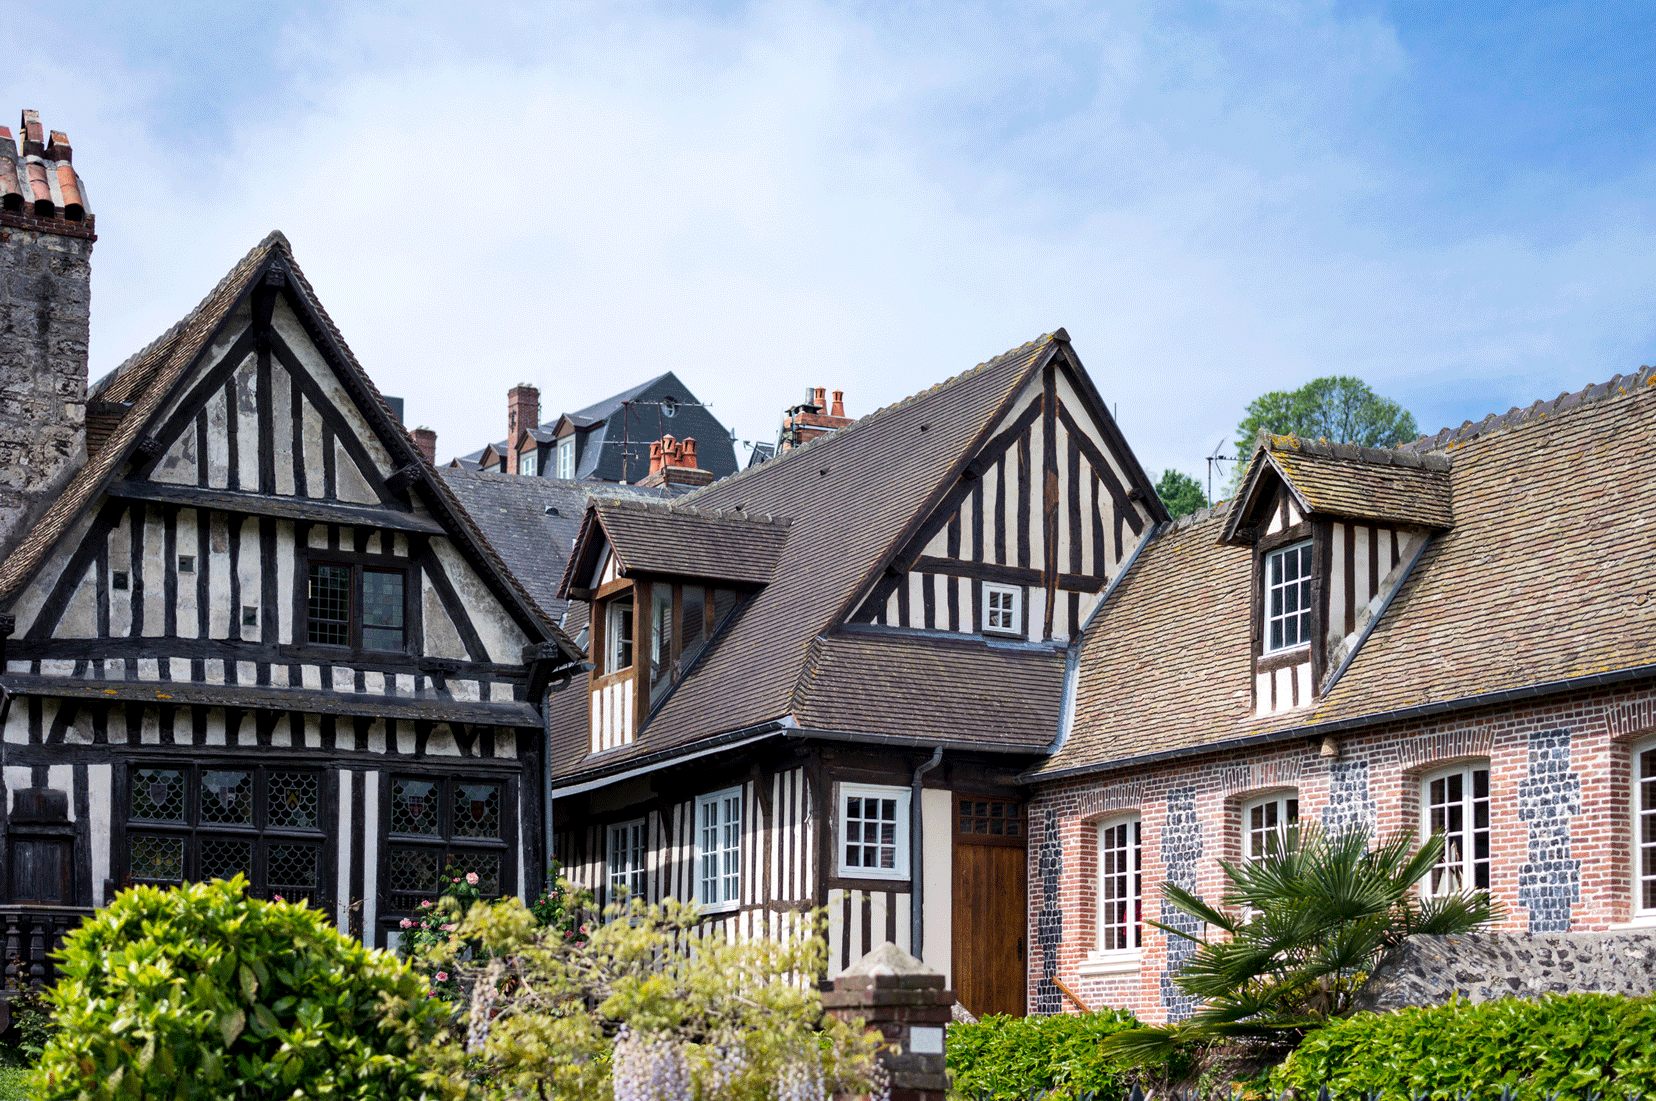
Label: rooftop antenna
xmin=1205 ymin=437 xmax=1232 ymax=505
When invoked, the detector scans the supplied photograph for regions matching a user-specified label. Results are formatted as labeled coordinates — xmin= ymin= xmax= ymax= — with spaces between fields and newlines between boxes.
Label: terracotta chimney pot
xmin=813 ymin=386 xmax=827 ymax=410
xmin=830 ymin=390 xmax=845 ymax=418
xmin=681 ymin=437 xmax=697 ymax=468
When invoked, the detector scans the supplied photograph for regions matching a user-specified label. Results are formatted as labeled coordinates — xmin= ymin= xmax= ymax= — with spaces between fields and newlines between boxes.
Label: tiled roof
xmin=436 ymin=470 xmax=672 ymax=621
xmin=794 ymin=630 xmax=1065 ymax=749
xmin=584 ymin=498 xmax=793 ymax=587
xmin=550 ymin=332 xmax=1063 ymax=780
xmin=1039 ymin=363 xmax=1656 ymax=777
xmin=0 ymin=112 xmax=90 ymax=224
xmin=1223 ymin=433 xmax=1453 ymax=541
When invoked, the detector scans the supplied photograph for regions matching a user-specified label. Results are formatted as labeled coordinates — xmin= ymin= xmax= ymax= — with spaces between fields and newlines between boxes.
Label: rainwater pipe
xmin=909 ymin=745 xmax=943 ymax=961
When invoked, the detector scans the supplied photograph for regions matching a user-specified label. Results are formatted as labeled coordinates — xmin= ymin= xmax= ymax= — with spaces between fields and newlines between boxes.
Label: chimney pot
xmin=412 ymin=427 xmax=437 ymax=464
xmin=681 ymin=437 xmax=697 ymax=468
xmin=813 ymin=386 xmax=827 ymax=409
xmin=830 ymin=390 xmax=845 ymax=418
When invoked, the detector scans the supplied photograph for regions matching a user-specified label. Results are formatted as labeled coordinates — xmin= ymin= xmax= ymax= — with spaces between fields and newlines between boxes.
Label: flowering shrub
xmin=408 ymin=895 xmax=886 ymax=1101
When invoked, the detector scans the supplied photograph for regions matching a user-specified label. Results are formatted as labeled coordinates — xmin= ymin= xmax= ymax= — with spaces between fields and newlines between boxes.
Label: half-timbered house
xmin=545 ymin=331 xmax=1165 ymax=1018
xmin=0 ymin=214 xmax=585 ymax=982
xmin=1027 ymin=368 xmax=1656 ymax=1022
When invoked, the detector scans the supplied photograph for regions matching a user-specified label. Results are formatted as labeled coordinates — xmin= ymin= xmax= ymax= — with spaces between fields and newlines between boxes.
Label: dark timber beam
xmin=104 ymin=480 xmax=444 ymax=534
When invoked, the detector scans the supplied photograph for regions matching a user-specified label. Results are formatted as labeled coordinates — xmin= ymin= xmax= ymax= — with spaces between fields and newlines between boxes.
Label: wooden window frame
xmin=695 ymin=786 xmax=743 ymax=913
xmin=305 ymin=558 xmax=412 ymax=655
xmin=382 ymin=772 xmax=517 ymax=915
xmin=982 ymin=582 xmax=1022 ymax=637
xmin=836 ymin=783 xmax=910 ymax=881
xmin=556 ymin=435 xmax=576 ymax=479
xmin=1635 ymin=736 xmax=1656 ymax=920
xmin=1262 ymin=539 xmax=1314 ymax=655
xmin=1088 ymin=814 xmax=1142 ymax=971
xmin=1420 ymin=762 xmax=1491 ymax=898
xmin=607 ymin=817 xmax=648 ymax=907
xmin=1242 ymin=791 xmax=1300 ymax=862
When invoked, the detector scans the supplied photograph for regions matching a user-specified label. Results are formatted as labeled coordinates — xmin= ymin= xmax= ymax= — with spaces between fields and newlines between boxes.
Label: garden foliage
xmin=407 ymin=893 xmax=885 ymax=1101
xmin=34 ymin=877 xmax=444 ymax=1100
xmin=945 ymin=1010 xmax=1154 ymax=1101
xmin=1271 ymin=992 xmax=1656 ymax=1099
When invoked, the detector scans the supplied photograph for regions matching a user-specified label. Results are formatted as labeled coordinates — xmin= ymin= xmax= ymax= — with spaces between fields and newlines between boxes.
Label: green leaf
xmin=218 ymin=1007 xmax=245 ymax=1046
xmin=239 ymin=963 xmax=258 ymax=1004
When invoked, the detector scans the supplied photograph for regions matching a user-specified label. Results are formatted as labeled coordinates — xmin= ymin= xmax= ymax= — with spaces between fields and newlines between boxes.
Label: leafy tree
xmin=1154 ymin=470 xmax=1208 ymax=520
xmin=405 ymin=894 xmax=885 ymax=1101
xmin=36 ymin=877 xmax=443 ymax=1101
xmin=1235 ymin=376 xmax=1419 ymax=458
xmin=1101 ymin=825 xmax=1501 ymax=1066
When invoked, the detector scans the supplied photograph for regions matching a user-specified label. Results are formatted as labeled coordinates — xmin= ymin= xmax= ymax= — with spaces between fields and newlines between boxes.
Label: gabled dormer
xmin=557 ymin=499 xmax=792 ymax=752
xmin=1221 ymin=433 xmax=1453 ymax=716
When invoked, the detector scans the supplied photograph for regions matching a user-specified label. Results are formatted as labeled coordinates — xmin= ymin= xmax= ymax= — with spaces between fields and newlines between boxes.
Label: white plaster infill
xmin=1079 ymin=949 xmax=1141 ymax=976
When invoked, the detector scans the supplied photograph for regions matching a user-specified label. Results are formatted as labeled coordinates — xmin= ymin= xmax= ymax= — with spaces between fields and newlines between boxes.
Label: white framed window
xmin=983 ymin=583 xmax=1022 ymax=636
xmin=556 ymin=436 xmax=575 ymax=479
xmin=696 ymin=787 xmax=742 ymax=911
xmin=1264 ymin=540 xmax=1313 ymax=652
xmin=1243 ymin=792 xmax=1300 ymax=861
xmin=1636 ymin=738 xmax=1656 ymax=918
xmin=607 ymin=818 xmax=646 ymax=904
xmin=1095 ymin=815 xmax=1142 ymax=959
xmin=605 ymin=595 xmax=634 ymax=674
xmin=1422 ymin=763 xmax=1490 ymax=897
xmin=837 ymin=784 xmax=910 ymax=879
xmin=519 ymin=450 xmax=537 ymax=477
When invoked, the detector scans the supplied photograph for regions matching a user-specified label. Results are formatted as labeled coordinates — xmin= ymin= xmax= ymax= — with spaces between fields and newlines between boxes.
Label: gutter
xmin=1047 ymin=521 xmax=1161 ymax=758
xmin=786 ymin=726 xmax=1047 ymax=756
xmin=910 ymin=746 xmax=942 ymax=960
xmin=1030 ymin=659 xmax=1656 ymax=784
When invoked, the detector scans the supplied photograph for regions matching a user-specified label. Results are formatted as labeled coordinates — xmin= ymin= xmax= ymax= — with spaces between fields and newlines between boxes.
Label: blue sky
xmin=13 ymin=1 xmax=1656 ymax=488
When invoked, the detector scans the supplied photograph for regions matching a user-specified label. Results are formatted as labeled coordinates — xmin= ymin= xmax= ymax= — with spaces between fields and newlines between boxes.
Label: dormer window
xmin=556 ymin=436 xmax=575 ymax=479
xmin=605 ymin=595 xmax=634 ymax=673
xmin=520 ymin=450 xmax=537 ymax=477
xmin=983 ymin=583 xmax=1022 ymax=636
xmin=1264 ymin=540 xmax=1313 ymax=653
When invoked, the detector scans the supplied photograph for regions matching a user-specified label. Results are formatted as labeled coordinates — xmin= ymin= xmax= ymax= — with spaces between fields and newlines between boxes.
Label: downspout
xmin=910 ymin=745 xmax=943 ymax=960
xmin=543 ymin=684 xmax=555 ymax=896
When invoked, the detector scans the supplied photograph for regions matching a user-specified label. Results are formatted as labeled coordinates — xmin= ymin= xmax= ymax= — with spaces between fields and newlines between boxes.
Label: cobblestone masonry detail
xmin=1321 ymin=758 xmax=1376 ymax=837
xmin=1157 ymin=786 xmax=1202 ymax=1021
xmin=1035 ymin=806 xmax=1063 ymax=1015
xmin=1518 ymin=726 xmax=1581 ymax=933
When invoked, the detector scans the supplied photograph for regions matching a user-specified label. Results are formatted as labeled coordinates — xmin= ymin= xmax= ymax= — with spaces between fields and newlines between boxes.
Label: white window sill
xmin=697 ymin=900 xmax=740 ymax=915
xmin=1609 ymin=914 xmax=1656 ymax=931
xmin=837 ymin=867 xmax=911 ymax=882
xmin=1078 ymin=951 xmax=1141 ymax=976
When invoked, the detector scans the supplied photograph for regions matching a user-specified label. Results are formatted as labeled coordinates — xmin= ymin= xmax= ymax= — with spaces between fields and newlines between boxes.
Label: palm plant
xmin=1102 ymin=824 xmax=1502 ymax=1065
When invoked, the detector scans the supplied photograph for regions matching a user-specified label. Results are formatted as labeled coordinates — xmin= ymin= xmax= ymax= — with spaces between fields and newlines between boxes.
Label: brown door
xmin=951 ymin=797 xmax=1027 ymax=1018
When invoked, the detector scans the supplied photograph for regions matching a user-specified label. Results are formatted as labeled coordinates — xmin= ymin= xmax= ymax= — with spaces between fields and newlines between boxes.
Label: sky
xmin=11 ymin=0 xmax=1656 ymax=493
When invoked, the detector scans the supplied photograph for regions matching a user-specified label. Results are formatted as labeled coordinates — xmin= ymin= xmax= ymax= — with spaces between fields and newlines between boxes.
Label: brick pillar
xmin=821 ymin=943 xmax=952 ymax=1101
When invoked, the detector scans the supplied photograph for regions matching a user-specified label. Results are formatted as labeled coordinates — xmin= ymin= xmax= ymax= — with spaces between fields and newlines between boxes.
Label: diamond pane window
xmin=129 ymin=835 xmax=184 ymax=883
xmin=1265 ymin=541 xmax=1314 ymax=652
xmin=199 ymin=837 xmax=253 ymax=883
xmin=132 ymin=768 xmax=186 ymax=822
xmin=267 ymin=772 xmax=319 ymax=830
xmin=447 ymin=851 xmax=501 ymax=897
xmin=388 ymin=848 xmax=440 ymax=906
xmin=452 ymin=784 xmax=501 ymax=839
xmin=392 ymin=779 xmax=440 ymax=835
xmin=307 ymin=563 xmax=351 ymax=646
xmin=362 ymin=568 xmax=405 ymax=651
xmin=267 ymin=843 xmax=319 ymax=904
xmin=199 ymin=770 xmax=253 ymax=825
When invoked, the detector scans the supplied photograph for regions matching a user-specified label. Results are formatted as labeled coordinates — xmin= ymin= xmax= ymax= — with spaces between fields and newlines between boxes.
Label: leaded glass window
xmin=307 ymin=561 xmax=409 ymax=652
xmin=361 ymin=569 xmax=405 ymax=651
xmin=387 ymin=775 xmax=511 ymax=912
xmin=307 ymin=563 xmax=351 ymax=646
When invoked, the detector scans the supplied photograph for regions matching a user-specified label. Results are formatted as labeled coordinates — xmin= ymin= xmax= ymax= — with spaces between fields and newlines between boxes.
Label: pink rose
xmin=441 ymin=923 xmax=456 ymax=932
xmin=273 ymin=895 xmax=285 ymax=903
xmin=399 ymin=918 xmax=412 ymax=929
xmin=435 ymin=971 xmax=448 ymax=982
xmin=420 ymin=900 xmax=432 ymax=908
xmin=466 ymin=872 xmax=479 ymax=886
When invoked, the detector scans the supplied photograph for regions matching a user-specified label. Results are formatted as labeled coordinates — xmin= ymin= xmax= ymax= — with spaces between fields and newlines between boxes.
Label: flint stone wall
xmin=1355 ymin=931 xmax=1656 ymax=1012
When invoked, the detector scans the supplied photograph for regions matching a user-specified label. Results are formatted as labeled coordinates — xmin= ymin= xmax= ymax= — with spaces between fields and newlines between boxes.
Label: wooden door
xmin=951 ymin=797 xmax=1027 ymax=1018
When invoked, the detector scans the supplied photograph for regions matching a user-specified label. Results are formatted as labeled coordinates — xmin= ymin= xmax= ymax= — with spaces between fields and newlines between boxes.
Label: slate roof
xmin=1039 ymin=363 xmax=1656 ymax=778
xmin=0 ymin=233 xmax=583 ymax=671
xmin=569 ymin=499 xmax=794 ymax=589
xmin=549 ymin=332 xmax=1067 ymax=781
xmin=1223 ymin=433 xmax=1454 ymax=541
xmin=436 ymin=469 xmax=673 ymax=621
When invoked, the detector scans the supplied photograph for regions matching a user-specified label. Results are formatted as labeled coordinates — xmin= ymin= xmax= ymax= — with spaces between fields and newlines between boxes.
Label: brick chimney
xmin=640 ymin=434 xmax=714 ymax=489
xmin=506 ymin=384 xmax=539 ymax=475
xmin=0 ymin=110 xmax=95 ymax=561
xmin=411 ymin=426 xmax=437 ymax=464
xmin=778 ymin=385 xmax=853 ymax=453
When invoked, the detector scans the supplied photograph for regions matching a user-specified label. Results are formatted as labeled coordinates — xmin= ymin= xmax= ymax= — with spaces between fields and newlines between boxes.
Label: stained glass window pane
xmin=200 ymin=837 xmax=253 ymax=883
xmin=362 ymin=569 xmax=405 ymax=651
xmin=452 ymin=784 xmax=501 ymax=839
xmin=391 ymin=779 xmax=440 ymax=836
xmin=199 ymin=770 xmax=253 ymax=825
xmin=132 ymin=768 xmax=186 ymax=821
xmin=388 ymin=848 xmax=441 ymax=909
xmin=266 ymin=843 xmax=319 ymax=904
xmin=129 ymin=835 xmax=184 ymax=883
xmin=267 ymin=772 xmax=319 ymax=830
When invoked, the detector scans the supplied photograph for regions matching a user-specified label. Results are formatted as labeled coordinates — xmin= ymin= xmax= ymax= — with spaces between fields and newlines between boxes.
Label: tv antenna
xmin=1205 ymin=438 xmax=1232 ymax=505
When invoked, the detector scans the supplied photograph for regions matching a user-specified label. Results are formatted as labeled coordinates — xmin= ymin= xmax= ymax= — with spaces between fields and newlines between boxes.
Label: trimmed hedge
xmin=1272 ymin=993 xmax=1656 ymax=1100
xmin=946 ymin=1010 xmax=1145 ymax=1101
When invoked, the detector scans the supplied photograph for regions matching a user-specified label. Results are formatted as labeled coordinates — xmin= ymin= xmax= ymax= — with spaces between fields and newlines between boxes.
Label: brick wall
xmin=1026 ymin=678 xmax=1656 ymax=1022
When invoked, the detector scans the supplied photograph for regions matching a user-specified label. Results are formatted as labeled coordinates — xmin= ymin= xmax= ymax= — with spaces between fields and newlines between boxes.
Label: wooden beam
xmin=104 ymin=480 xmax=444 ymax=534
xmin=911 ymin=555 xmax=1104 ymax=594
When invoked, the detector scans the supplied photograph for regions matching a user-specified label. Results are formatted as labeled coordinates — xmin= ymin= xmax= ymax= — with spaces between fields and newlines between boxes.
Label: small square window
xmin=983 ymin=583 xmax=1022 ymax=636
xmin=242 ymin=606 xmax=259 ymax=627
xmin=112 ymin=570 xmax=129 ymax=591
xmin=839 ymin=784 xmax=910 ymax=879
xmin=177 ymin=556 xmax=194 ymax=573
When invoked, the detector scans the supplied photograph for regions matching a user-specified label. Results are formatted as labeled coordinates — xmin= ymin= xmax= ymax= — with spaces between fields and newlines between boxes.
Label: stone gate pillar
xmin=821 ymin=942 xmax=953 ymax=1101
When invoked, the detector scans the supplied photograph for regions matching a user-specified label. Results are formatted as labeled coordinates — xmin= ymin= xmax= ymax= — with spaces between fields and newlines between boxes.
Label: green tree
xmin=1101 ymin=825 xmax=1501 ymax=1067
xmin=1235 ymin=376 xmax=1419 ymax=457
xmin=1154 ymin=470 xmax=1208 ymax=520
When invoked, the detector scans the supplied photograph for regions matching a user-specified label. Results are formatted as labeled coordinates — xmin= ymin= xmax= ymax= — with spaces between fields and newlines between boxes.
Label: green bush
xmin=35 ymin=877 xmax=446 ymax=1100
xmin=947 ymin=1010 xmax=1149 ymax=1101
xmin=1271 ymin=993 xmax=1656 ymax=1099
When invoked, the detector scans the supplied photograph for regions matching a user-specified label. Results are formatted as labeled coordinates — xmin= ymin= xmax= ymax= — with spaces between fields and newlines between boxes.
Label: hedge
xmin=946 ymin=1010 xmax=1146 ymax=1100
xmin=1272 ymin=993 xmax=1656 ymax=1100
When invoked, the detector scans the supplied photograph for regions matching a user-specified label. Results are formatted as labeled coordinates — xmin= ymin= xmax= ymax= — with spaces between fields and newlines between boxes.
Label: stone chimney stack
xmin=506 ymin=384 xmax=539 ymax=475
xmin=411 ymin=427 xmax=437 ymax=464
xmin=0 ymin=109 xmax=95 ymax=561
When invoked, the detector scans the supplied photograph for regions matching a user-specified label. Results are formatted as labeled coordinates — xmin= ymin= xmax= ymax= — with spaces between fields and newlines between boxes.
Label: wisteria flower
xmin=466 ymin=871 xmax=479 ymax=885
xmin=399 ymin=918 xmax=413 ymax=929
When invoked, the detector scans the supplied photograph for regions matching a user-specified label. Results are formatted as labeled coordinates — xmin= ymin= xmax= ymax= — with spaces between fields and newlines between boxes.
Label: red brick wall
xmin=1026 ymin=679 xmax=1656 ymax=1023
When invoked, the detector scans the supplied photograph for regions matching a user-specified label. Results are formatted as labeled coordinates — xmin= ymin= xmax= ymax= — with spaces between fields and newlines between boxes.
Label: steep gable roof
xmin=1039 ymin=363 xmax=1656 ymax=778
xmin=1 ymin=232 xmax=582 ymax=665
xmin=562 ymin=498 xmax=793 ymax=591
xmin=1222 ymin=433 xmax=1453 ymax=542
xmin=550 ymin=332 xmax=1067 ymax=780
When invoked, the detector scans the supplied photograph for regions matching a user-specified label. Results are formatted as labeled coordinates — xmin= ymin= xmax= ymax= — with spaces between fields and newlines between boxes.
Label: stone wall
xmin=0 ymin=224 xmax=92 ymax=559
xmin=1355 ymin=931 xmax=1656 ymax=1011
